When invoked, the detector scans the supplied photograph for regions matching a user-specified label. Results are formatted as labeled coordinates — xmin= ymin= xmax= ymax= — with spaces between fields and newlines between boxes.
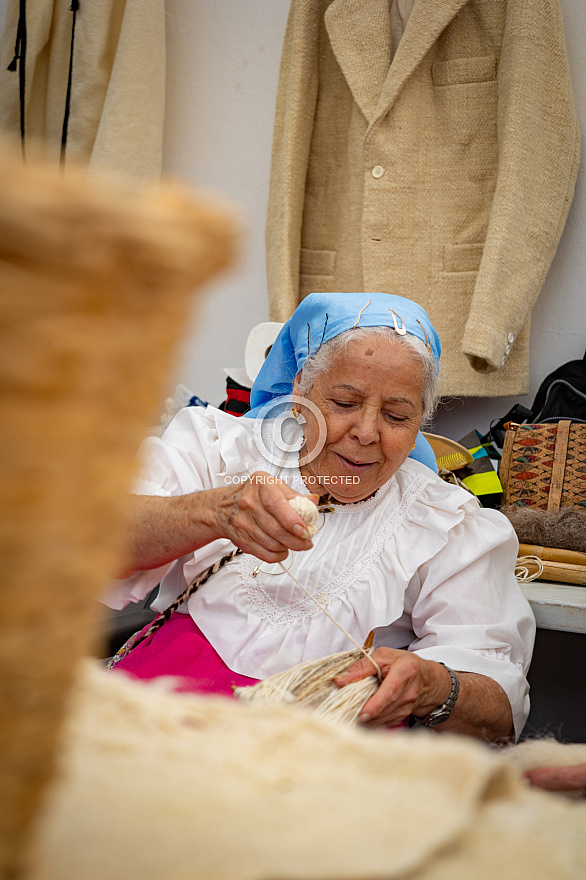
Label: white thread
xmin=278 ymin=561 xmax=382 ymax=680
xmin=234 ymin=648 xmax=380 ymax=724
xmin=515 ymin=555 xmax=544 ymax=583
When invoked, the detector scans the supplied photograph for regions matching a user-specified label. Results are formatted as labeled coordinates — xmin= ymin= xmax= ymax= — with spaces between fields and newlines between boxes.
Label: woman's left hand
xmin=334 ymin=648 xmax=452 ymax=728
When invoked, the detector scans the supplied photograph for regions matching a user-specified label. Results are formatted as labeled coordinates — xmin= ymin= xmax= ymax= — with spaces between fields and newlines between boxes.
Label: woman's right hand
xmin=119 ymin=473 xmax=318 ymax=577
xmin=211 ymin=471 xmax=318 ymax=563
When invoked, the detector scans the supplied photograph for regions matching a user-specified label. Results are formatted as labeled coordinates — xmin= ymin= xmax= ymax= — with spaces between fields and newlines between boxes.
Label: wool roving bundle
xmin=0 ymin=144 xmax=237 ymax=878
xmin=502 ymin=506 xmax=586 ymax=554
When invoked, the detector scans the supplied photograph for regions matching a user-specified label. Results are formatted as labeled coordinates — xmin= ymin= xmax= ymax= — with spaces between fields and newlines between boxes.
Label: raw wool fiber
xmin=501 ymin=506 xmax=586 ymax=553
xmin=235 ymin=648 xmax=380 ymax=724
xmin=0 ymin=144 xmax=237 ymax=879
xmin=28 ymin=663 xmax=586 ymax=880
xmin=506 ymin=739 xmax=586 ymax=772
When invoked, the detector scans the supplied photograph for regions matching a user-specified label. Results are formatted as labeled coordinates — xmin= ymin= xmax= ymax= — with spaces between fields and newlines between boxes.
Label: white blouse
xmin=108 ymin=406 xmax=536 ymax=737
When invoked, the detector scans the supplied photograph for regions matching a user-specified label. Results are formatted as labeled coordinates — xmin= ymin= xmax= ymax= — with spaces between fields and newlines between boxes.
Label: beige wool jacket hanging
xmin=266 ymin=0 xmax=580 ymax=397
xmin=0 ymin=0 xmax=166 ymax=183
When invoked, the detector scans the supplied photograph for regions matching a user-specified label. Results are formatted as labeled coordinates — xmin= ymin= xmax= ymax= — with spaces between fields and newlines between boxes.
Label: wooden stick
xmin=518 ymin=557 xmax=586 ymax=586
xmin=518 ymin=543 xmax=586 ymax=567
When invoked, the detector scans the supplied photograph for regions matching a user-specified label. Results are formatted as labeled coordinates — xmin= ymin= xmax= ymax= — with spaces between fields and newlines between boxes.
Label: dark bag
xmin=482 ymin=350 xmax=586 ymax=449
xmin=529 ymin=350 xmax=586 ymax=423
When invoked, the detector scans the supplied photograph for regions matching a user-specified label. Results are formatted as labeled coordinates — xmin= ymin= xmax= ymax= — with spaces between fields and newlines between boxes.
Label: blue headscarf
xmin=244 ymin=292 xmax=441 ymax=471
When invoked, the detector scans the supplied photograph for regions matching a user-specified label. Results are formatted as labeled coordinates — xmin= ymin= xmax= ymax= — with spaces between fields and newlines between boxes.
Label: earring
xmin=291 ymin=407 xmax=299 ymax=419
xmin=412 ymin=441 xmax=417 ymax=450
xmin=389 ymin=309 xmax=407 ymax=335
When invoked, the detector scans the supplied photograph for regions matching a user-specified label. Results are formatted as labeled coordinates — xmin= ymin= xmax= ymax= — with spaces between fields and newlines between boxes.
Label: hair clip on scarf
xmin=352 ymin=298 xmax=371 ymax=329
xmin=416 ymin=318 xmax=434 ymax=355
xmin=306 ymin=313 xmax=330 ymax=359
xmin=389 ymin=309 xmax=406 ymax=335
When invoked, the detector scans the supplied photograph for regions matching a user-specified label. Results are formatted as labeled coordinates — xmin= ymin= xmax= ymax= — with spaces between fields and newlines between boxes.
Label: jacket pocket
xmin=299 ymin=248 xmax=337 ymax=276
xmin=443 ymin=243 xmax=484 ymax=273
xmin=432 ymin=56 xmax=496 ymax=87
xmin=432 ymin=56 xmax=497 ymax=145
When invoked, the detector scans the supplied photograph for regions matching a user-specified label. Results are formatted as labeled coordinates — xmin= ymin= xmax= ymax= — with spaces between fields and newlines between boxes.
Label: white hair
xmin=295 ymin=326 xmax=438 ymax=425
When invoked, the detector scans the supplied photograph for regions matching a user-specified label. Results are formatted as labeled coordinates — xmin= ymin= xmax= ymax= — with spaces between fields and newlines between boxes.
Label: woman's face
xmin=294 ymin=336 xmax=424 ymax=503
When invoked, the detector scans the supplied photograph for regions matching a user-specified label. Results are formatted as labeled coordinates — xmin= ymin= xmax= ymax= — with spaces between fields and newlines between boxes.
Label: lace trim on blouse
xmin=241 ymin=474 xmax=426 ymax=625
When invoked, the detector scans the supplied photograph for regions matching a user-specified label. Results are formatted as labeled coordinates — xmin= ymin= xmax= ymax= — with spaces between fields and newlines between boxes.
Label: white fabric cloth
xmin=0 ymin=0 xmax=166 ymax=183
xmin=107 ymin=406 xmax=535 ymax=737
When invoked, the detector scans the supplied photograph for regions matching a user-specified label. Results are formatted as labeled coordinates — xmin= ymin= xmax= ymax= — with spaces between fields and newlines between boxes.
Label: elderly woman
xmin=108 ymin=292 xmax=535 ymax=742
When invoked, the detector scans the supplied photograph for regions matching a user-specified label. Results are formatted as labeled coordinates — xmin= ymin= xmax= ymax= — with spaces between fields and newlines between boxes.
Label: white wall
xmin=162 ymin=0 xmax=290 ymax=406
xmin=162 ymin=0 xmax=586 ymax=437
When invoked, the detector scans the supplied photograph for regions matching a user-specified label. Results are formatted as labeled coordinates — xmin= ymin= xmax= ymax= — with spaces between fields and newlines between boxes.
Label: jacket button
xmin=507 ymin=332 xmax=515 ymax=343
xmin=505 ymin=344 xmax=511 ymax=355
xmin=500 ymin=356 xmax=506 ymax=367
xmin=372 ymin=165 xmax=384 ymax=178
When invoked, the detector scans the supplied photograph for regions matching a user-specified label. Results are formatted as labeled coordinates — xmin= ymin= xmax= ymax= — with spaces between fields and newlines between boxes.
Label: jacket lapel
xmin=325 ymin=0 xmax=392 ymax=123
xmin=371 ymin=0 xmax=469 ymax=128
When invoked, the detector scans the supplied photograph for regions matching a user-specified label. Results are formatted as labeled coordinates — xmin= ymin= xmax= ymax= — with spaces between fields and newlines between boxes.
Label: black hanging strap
xmin=6 ymin=0 xmax=27 ymax=160
xmin=60 ymin=0 xmax=80 ymax=166
xmin=106 ymin=547 xmax=243 ymax=668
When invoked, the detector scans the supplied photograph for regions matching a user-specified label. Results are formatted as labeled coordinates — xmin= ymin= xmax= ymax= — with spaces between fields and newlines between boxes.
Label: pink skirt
xmin=110 ymin=613 xmax=408 ymax=729
xmin=110 ymin=612 xmax=260 ymax=697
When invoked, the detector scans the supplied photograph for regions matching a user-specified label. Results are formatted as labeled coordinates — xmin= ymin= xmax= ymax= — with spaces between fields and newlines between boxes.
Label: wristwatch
xmin=412 ymin=662 xmax=460 ymax=728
